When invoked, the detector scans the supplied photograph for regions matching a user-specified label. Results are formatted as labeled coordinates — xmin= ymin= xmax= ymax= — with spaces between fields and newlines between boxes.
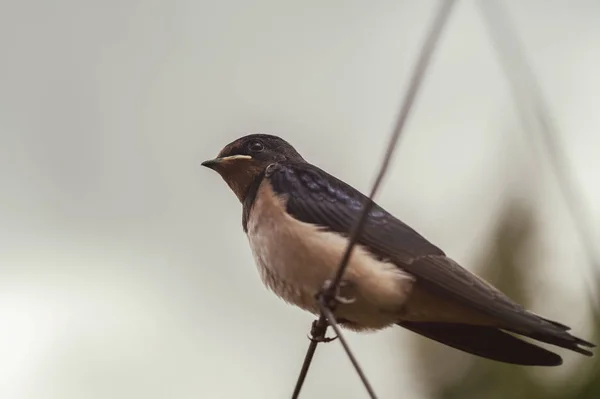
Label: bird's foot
xmin=307 ymin=320 xmax=338 ymax=343
xmin=308 ymin=280 xmax=355 ymax=343
xmin=319 ymin=279 xmax=356 ymax=306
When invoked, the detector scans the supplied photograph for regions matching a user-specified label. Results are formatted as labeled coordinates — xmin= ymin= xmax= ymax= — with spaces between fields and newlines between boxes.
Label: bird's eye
xmin=248 ymin=140 xmax=264 ymax=152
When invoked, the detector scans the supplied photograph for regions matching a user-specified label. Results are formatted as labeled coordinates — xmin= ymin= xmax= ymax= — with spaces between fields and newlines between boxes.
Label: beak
xmin=201 ymin=158 xmax=221 ymax=169
xmin=201 ymin=155 xmax=252 ymax=170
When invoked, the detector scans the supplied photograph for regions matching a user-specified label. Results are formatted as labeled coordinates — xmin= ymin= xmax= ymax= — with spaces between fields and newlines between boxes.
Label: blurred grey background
xmin=1 ymin=1 xmax=599 ymax=398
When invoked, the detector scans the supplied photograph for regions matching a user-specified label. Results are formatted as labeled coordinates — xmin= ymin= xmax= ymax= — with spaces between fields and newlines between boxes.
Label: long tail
xmin=398 ymin=321 xmax=594 ymax=366
xmin=510 ymin=315 xmax=595 ymax=356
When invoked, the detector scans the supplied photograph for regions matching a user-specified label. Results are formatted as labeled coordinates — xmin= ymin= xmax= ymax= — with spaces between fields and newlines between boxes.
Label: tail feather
xmin=398 ymin=322 xmax=563 ymax=366
xmin=514 ymin=327 xmax=595 ymax=356
xmin=507 ymin=313 xmax=596 ymax=356
xmin=538 ymin=316 xmax=571 ymax=331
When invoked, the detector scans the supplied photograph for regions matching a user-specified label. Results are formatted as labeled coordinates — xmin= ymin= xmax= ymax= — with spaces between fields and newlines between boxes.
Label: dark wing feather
xmin=267 ymin=162 xmax=595 ymax=355
xmin=267 ymin=161 xmax=445 ymax=261
xmin=398 ymin=322 xmax=563 ymax=366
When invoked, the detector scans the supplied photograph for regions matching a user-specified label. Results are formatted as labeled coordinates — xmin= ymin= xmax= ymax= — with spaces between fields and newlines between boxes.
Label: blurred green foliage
xmin=411 ymin=200 xmax=600 ymax=399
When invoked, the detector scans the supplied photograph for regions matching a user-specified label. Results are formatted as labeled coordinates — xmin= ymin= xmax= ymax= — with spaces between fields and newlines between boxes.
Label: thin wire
xmin=478 ymin=1 xmax=600 ymax=310
xmin=319 ymin=301 xmax=377 ymax=399
xmin=291 ymin=1 xmax=457 ymax=397
xmin=327 ymin=0 xmax=457 ymax=294
xmin=290 ymin=329 xmax=322 ymax=399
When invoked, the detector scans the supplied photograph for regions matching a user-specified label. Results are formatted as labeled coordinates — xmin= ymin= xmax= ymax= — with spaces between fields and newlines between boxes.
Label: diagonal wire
xmin=319 ymin=300 xmax=378 ymax=398
xmin=291 ymin=1 xmax=457 ymax=397
xmin=478 ymin=0 xmax=600 ymax=312
xmin=291 ymin=320 xmax=328 ymax=399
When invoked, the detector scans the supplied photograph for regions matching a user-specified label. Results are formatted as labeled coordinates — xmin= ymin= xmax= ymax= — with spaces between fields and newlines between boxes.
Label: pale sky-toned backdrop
xmin=1 ymin=1 xmax=599 ymax=398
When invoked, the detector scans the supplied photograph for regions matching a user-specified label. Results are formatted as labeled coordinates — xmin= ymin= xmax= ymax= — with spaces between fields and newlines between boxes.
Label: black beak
xmin=201 ymin=155 xmax=252 ymax=170
xmin=201 ymin=158 xmax=221 ymax=169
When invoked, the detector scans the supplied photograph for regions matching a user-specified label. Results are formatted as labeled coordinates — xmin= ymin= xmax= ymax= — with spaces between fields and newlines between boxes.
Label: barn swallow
xmin=202 ymin=134 xmax=595 ymax=366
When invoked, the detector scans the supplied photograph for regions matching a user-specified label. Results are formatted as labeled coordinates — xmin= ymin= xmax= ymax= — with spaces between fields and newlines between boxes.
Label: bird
xmin=201 ymin=133 xmax=595 ymax=366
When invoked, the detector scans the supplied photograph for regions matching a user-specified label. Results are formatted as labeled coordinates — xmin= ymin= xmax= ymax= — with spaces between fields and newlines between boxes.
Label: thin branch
xmin=479 ymin=0 xmax=600 ymax=311
xmin=291 ymin=0 xmax=457 ymax=397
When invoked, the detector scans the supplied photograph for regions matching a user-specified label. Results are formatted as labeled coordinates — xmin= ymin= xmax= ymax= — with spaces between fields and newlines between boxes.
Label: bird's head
xmin=202 ymin=134 xmax=304 ymax=201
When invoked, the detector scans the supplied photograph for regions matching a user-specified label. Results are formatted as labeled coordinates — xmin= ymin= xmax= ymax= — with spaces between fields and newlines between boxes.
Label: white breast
xmin=245 ymin=181 xmax=415 ymax=331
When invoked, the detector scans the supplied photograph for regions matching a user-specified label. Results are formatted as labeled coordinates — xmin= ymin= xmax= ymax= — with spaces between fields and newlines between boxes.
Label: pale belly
xmin=245 ymin=182 xmax=415 ymax=331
